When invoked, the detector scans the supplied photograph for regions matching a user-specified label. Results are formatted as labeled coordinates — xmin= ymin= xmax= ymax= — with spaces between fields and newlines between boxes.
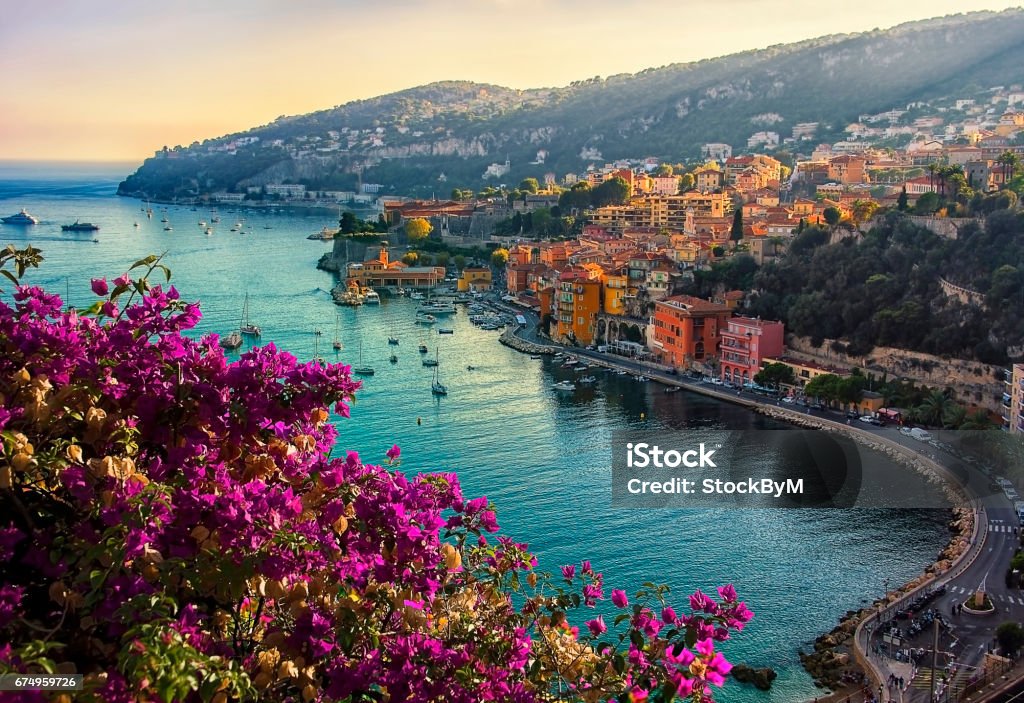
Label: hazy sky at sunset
xmin=1 ymin=0 xmax=1021 ymax=163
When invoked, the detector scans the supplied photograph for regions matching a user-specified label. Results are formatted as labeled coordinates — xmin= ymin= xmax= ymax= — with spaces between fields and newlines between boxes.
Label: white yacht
xmin=364 ymin=289 xmax=381 ymax=305
xmin=2 ymin=209 xmax=39 ymax=225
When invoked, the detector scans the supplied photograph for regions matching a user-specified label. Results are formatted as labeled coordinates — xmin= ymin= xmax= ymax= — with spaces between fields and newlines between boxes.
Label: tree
xmin=558 ymin=182 xmax=592 ymax=213
xmin=917 ymin=390 xmax=955 ymax=427
xmin=591 ymin=177 xmax=631 ymax=207
xmin=897 ymin=187 xmax=909 ymax=212
xmin=851 ymin=200 xmax=879 ymax=226
xmin=518 ymin=177 xmax=540 ymax=194
xmin=652 ymin=164 xmax=674 ymax=177
xmin=404 ymin=217 xmax=432 ymax=244
xmin=997 ymin=622 xmax=1024 ymax=656
xmin=435 ymin=251 xmax=450 ymax=268
xmin=754 ymin=362 xmax=796 ymax=388
xmin=730 ymin=208 xmax=744 ymax=247
xmin=678 ymin=173 xmax=695 ymax=192
xmin=914 ymin=191 xmax=941 ymax=214
xmin=491 ymin=248 xmax=510 ymax=267
xmin=453 ymin=254 xmax=466 ymax=271
xmin=401 ymin=251 xmax=419 ymax=265
xmin=339 ymin=211 xmax=360 ymax=234
xmin=822 ymin=207 xmax=842 ymax=228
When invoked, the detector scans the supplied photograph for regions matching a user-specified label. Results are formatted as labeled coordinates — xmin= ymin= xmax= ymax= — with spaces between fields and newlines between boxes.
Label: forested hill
xmin=746 ymin=207 xmax=1024 ymax=365
xmin=119 ymin=9 xmax=1024 ymax=199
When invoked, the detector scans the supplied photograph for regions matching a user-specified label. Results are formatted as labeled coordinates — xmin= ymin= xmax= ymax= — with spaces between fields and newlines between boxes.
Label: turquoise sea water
xmin=0 ymin=164 xmax=951 ymax=702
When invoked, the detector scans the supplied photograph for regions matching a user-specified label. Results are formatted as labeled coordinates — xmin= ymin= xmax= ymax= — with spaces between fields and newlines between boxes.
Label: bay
xmin=0 ymin=164 xmax=951 ymax=702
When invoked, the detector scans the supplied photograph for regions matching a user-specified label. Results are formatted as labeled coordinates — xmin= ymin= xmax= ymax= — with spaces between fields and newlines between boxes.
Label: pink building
xmin=719 ymin=317 xmax=785 ymax=385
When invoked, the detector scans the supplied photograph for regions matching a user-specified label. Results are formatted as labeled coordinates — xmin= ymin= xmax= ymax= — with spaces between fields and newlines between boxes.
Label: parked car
xmin=899 ymin=427 xmax=913 ymax=436
xmin=868 ymin=417 xmax=885 ymax=427
xmin=859 ymin=415 xmax=875 ymax=423
xmin=782 ymin=396 xmax=796 ymax=404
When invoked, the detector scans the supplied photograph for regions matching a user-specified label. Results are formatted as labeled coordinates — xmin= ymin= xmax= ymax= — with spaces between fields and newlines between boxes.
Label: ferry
xmin=62 ymin=220 xmax=100 ymax=232
xmin=2 ymin=209 xmax=39 ymax=225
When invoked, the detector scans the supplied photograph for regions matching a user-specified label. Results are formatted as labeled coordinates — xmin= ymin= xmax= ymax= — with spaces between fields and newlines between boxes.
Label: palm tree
xmin=942 ymin=404 xmax=967 ymax=429
xmin=960 ymin=409 xmax=994 ymax=431
xmin=917 ymin=389 xmax=954 ymax=428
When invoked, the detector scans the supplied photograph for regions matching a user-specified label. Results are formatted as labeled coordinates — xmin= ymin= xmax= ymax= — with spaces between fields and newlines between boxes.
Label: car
xmin=868 ymin=418 xmax=885 ymax=427
xmin=782 ymin=396 xmax=796 ymax=404
xmin=857 ymin=415 xmax=874 ymax=423
xmin=710 ymin=378 xmax=723 ymax=386
xmin=899 ymin=427 xmax=913 ymax=436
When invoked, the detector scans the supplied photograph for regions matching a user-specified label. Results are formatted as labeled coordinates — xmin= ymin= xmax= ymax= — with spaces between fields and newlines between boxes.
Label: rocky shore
xmin=498 ymin=328 xmax=558 ymax=355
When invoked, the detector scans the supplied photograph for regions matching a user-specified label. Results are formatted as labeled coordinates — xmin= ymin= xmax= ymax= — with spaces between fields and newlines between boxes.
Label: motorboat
xmin=579 ymin=376 xmax=597 ymax=384
xmin=552 ymin=381 xmax=576 ymax=391
xmin=220 ymin=331 xmax=242 ymax=350
xmin=438 ymin=328 xmax=454 ymax=335
xmin=415 ymin=313 xmax=437 ymax=324
xmin=664 ymin=386 xmax=681 ymax=393
xmin=418 ymin=343 xmax=429 ymax=354
xmin=364 ymin=290 xmax=381 ymax=305
xmin=62 ymin=220 xmax=99 ymax=232
xmin=388 ymin=336 xmax=399 ymax=345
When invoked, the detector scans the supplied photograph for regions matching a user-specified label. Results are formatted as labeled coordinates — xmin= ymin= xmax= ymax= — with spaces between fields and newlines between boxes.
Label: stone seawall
xmin=499 ymin=327 xmax=559 ymax=354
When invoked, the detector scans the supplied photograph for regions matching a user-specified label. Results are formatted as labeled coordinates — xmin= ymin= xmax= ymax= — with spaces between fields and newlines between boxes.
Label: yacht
xmin=416 ymin=301 xmax=456 ymax=315
xmin=307 ymin=226 xmax=336 ymax=241
xmin=552 ymin=381 xmax=576 ymax=391
xmin=415 ymin=312 xmax=437 ymax=324
xmin=418 ymin=342 xmax=429 ymax=354
xmin=2 ymin=209 xmax=39 ymax=225
xmin=410 ymin=291 xmax=425 ymax=301
xmin=62 ymin=220 xmax=100 ymax=232
xmin=579 ymin=376 xmax=597 ymax=384
xmin=364 ymin=289 xmax=381 ymax=305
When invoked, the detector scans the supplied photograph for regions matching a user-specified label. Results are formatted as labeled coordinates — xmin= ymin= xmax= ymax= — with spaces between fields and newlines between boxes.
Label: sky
xmin=1 ymin=0 xmax=1021 ymax=163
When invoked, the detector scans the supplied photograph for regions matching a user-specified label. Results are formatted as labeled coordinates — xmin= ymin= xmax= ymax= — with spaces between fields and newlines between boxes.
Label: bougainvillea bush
xmin=0 ymin=246 xmax=751 ymax=703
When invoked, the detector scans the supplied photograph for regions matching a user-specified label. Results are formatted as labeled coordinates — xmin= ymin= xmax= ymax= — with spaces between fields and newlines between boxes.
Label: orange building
xmin=652 ymin=295 xmax=732 ymax=369
xmin=555 ymin=269 xmax=602 ymax=345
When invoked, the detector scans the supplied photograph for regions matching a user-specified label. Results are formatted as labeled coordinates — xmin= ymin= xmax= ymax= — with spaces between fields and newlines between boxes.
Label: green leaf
xmin=612 ymin=653 xmax=625 ymax=674
xmin=130 ymin=255 xmax=159 ymax=270
xmin=629 ymin=629 xmax=644 ymax=648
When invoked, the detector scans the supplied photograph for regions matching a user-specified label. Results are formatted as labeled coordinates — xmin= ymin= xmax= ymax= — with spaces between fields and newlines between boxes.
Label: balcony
xmin=1003 ymin=393 xmax=1012 ymax=408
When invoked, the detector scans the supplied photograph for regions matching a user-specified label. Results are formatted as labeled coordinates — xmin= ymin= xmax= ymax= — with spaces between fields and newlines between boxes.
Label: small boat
xmin=415 ymin=313 xmax=437 ymax=324
xmin=164 ymin=225 xmax=173 ymax=231
xmin=211 ymin=216 xmax=221 ymax=223
xmin=422 ymin=355 xmax=438 ymax=367
xmin=133 ymin=222 xmax=140 ymax=228
xmin=161 ymin=215 xmax=169 ymax=223
xmin=62 ymin=220 xmax=100 ymax=232
xmin=205 ymin=227 xmax=213 ymax=235
xmin=2 ymin=208 xmax=39 ymax=225
xmin=579 ymin=375 xmax=597 ymax=384
xmin=664 ymin=386 xmax=681 ymax=393
xmin=364 ymin=290 xmax=381 ymax=305
xmin=530 ymin=355 xmax=542 ymax=360
xmin=390 ymin=352 xmax=398 ymax=364
xmin=311 ymin=331 xmax=325 ymax=365
xmin=307 ymin=226 xmax=336 ymax=241
xmin=410 ymin=292 xmax=425 ymax=301
xmin=552 ymin=381 xmax=576 ymax=391
xmin=239 ymin=293 xmax=261 ymax=337
xmin=220 ymin=331 xmax=242 ymax=350
xmin=614 ymin=369 xmax=628 ymax=376
xmin=388 ymin=336 xmax=399 ymax=345
xmin=199 ymin=220 xmax=207 ymax=226
xmin=354 ymin=342 xmax=375 ymax=376
xmin=635 ymin=375 xmax=649 ymax=382
xmin=418 ymin=343 xmax=429 ymax=354
xmin=438 ymin=328 xmax=454 ymax=335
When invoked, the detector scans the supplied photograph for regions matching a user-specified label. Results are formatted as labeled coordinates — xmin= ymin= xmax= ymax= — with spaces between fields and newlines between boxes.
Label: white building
xmin=701 ymin=143 xmax=733 ymax=161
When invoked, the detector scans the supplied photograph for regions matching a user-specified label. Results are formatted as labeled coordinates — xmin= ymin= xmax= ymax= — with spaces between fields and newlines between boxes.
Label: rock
xmin=732 ymin=664 xmax=778 ymax=690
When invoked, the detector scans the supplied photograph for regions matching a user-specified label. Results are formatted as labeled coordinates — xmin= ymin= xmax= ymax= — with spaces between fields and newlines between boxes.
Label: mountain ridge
xmin=118 ymin=8 xmax=1024 ymax=199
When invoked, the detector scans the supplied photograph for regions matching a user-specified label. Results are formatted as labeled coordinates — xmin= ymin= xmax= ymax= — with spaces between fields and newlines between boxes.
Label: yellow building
xmin=590 ymin=192 xmax=731 ymax=230
xmin=602 ymin=271 xmax=628 ymax=315
xmin=457 ymin=267 xmax=492 ymax=292
xmin=556 ymin=270 xmax=602 ymax=344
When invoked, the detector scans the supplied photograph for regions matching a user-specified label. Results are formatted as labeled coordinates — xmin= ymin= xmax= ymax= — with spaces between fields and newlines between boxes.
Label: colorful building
xmin=601 ymin=271 xmax=628 ymax=315
xmin=718 ymin=317 xmax=785 ymax=386
xmin=1004 ymin=364 xmax=1024 ymax=434
xmin=555 ymin=269 xmax=602 ymax=345
xmin=651 ymin=295 xmax=732 ymax=369
xmin=457 ymin=267 xmax=492 ymax=292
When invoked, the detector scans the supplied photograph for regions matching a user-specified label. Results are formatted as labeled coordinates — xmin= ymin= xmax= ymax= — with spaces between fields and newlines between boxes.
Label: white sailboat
xmin=240 ymin=293 xmax=261 ymax=337
xmin=354 ymin=341 xmax=374 ymax=376
xmin=332 ymin=313 xmax=343 ymax=350
xmin=431 ymin=349 xmax=447 ymax=395
xmin=312 ymin=329 xmax=325 ymax=365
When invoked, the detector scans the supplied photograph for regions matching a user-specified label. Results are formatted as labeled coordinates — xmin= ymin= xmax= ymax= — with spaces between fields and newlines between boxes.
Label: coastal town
xmin=6 ymin=5 xmax=1024 ymax=703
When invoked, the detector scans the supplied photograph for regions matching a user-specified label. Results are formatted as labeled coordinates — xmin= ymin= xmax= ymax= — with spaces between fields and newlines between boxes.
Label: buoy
xmin=417 ymin=417 xmax=422 ymax=426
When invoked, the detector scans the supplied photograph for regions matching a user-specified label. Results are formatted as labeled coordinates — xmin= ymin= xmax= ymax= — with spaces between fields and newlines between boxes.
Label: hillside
xmin=119 ymin=9 xmax=1024 ymax=199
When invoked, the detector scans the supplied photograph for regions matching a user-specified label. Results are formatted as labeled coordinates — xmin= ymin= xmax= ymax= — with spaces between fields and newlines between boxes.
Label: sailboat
xmin=312 ymin=329 xmax=325 ymax=365
xmin=240 ymin=293 xmax=261 ymax=336
xmin=332 ymin=313 xmax=343 ymax=350
xmin=354 ymin=342 xmax=375 ymax=376
xmin=431 ymin=349 xmax=448 ymax=395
